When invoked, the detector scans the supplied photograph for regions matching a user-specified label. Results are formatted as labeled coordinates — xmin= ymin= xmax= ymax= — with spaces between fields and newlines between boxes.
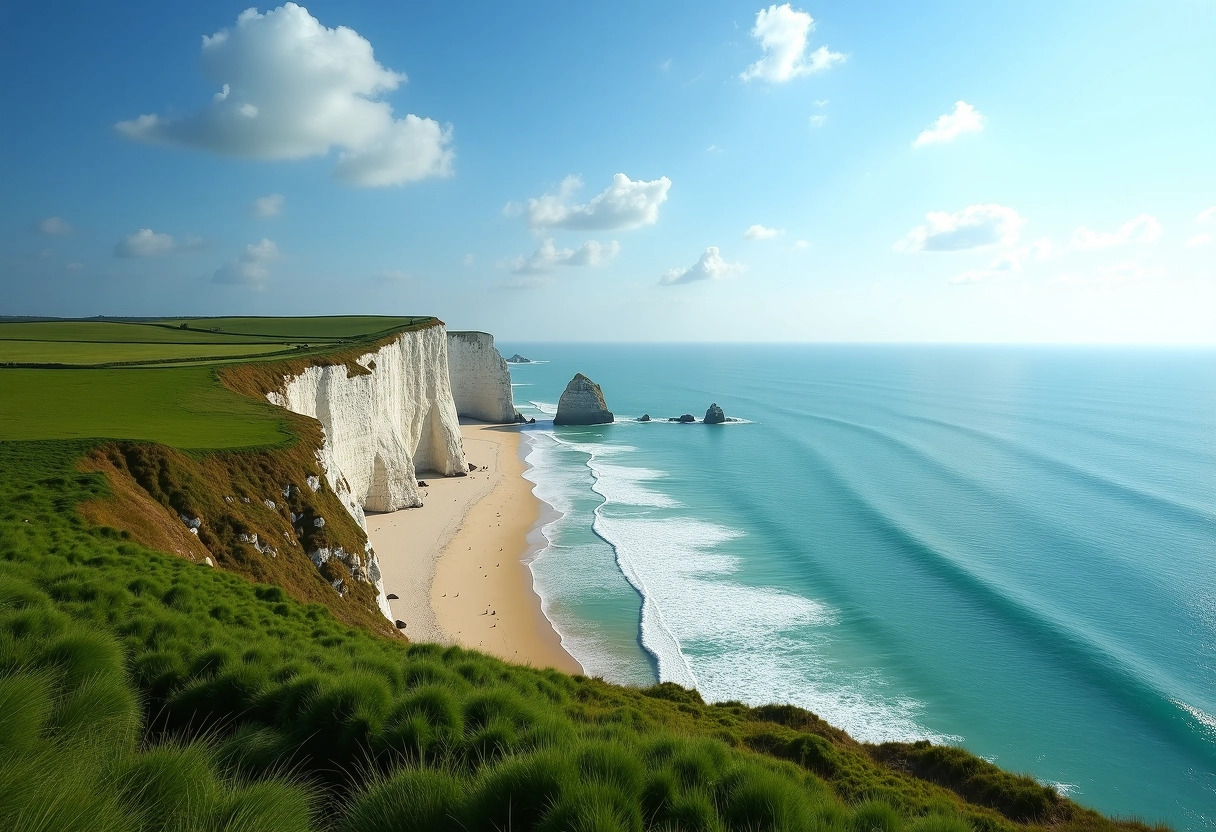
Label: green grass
xmin=0 ymin=340 xmax=295 ymax=365
xmin=0 ymin=438 xmax=1169 ymax=832
xmin=0 ymin=368 xmax=289 ymax=447
xmin=0 ymin=315 xmax=443 ymax=446
xmin=149 ymin=316 xmax=433 ymax=340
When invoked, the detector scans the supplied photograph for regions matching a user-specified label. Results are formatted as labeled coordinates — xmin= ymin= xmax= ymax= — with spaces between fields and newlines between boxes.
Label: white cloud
xmin=897 ymin=204 xmax=1025 ymax=252
xmin=809 ymin=114 xmax=827 ymax=128
xmin=660 ymin=58 xmax=672 ymax=72
xmin=741 ymin=4 xmax=845 ymax=83
xmin=115 ymin=228 xmax=204 ymax=258
xmin=1070 ymin=214 xmax=1162 ymax=250
xmin=38 ymin=216 xmax=71 ymax=235
xmin=793 ymin=239 xmax=811 ymax=249
xmin=706 ymin=144 xmax=723 ymax=154
xmin=660 ymin=246 xmax=743 ymax=286
xmin=116 ymin=4 xmax=453 ymax=187
xmin=509 ymin=238 xmax=620 ymax=274
xmin=814 ymin=99 xmax=829 ymax=107
xmin=744 ymin=224 xmax=782 ymax=240
xmin=1185 ymin=206 xmax=1216 ymax=248
xmin=509 ymin=174 xmax=671 ymax=231
xmin=913 ymin=101 xmax=985 ymax=147
xmin=1053 ymin=261 xmax=1165 ymax=287
xmin=252 ymin=193 xmax=285 ymax=216
xmin=213 ymin=238 xmax=279 ymax=285
xmin=948 ymin=238 xmax=1053 ymax=285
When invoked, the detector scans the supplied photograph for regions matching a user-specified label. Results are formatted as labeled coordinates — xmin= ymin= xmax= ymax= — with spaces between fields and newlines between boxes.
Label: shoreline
xmin=366 ymin=421 xmax=581 ymax=674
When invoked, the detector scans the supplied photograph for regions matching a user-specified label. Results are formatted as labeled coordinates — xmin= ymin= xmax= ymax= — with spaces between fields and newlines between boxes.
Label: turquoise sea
xmin=499 ymin=344 xmax=1216 ymax=831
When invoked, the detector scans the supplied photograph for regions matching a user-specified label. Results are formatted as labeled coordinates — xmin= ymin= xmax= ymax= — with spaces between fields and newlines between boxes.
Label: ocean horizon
xmin=502 ymin=342 xmax=1216 ymax=831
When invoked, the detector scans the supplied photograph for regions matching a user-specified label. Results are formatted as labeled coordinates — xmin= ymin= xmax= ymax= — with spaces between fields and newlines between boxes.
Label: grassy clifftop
xmin=0 ymin=317 xmax=1167 ymax=832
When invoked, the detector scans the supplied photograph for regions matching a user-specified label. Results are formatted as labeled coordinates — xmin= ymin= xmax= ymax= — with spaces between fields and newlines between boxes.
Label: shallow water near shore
xmin=504 ymin=343 xmax=1216 ymax=830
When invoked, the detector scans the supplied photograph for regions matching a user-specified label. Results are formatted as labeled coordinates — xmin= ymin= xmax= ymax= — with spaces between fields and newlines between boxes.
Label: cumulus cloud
xmin=744 ymin=224 xmax=782 ymax=240
xmin=1070 ymin=214 xmax=1161 ymax=250
xmin=660 ymin=246 xmax=743 ymax=286
xmin=38 ymin=216 xmax=72 ymax=235
xmin=116 ymin=4 xmax=453 ymax=187
xmin=508 ymin=238 xmax=620 ymax=274
xmin=213 ymin=238 xmax=279 ymax=285
xmin=252 ymin=193 xmax=285 ymax=216
xmin=741 ymin=4 xmax=845 ymax=83
xmin=897 ymin=204 xmax=1025 ymax=252
xmin=913 ymin=101 xmax=985 ymax=147
xmin=508 ymin=174 xmax=671 ymax=231
xmin=115 ymin=229 xmax=204 ymax=258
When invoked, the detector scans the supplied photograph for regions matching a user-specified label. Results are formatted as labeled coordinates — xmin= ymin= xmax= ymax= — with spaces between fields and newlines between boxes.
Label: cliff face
xmin=446 ymin=331 xmax=518 ymax=423
xmin=269 ymin=324 xmax=467 ymax=525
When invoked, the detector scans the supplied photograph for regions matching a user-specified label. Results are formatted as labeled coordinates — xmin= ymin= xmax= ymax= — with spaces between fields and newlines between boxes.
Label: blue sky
xmin=1 ymin=1 xmax=1213 ymax=342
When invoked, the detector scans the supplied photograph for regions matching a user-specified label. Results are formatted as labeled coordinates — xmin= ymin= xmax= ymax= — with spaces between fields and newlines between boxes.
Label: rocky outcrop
xmin=506 ymin=354 xmax=532 ymax=364
xmin=446 ymin=331 xmax=520 ymax=423
xmin=669 ymin=414 xmax=696 ymax=423
xmin=704 ymin=403 xmax=727 ymax=424
xmin=554 ymin=373 xmax=614 ymax=425
xmin=638 ymin=414 xmax=651 ymax=422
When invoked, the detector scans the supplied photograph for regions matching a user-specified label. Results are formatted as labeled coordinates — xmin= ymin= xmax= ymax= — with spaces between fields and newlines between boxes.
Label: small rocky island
xmin=505 ymin=354 xmax=532 ymax=364
xmin=704 ymin=403 xmax=727 ymax=424
xmin=554 ymin=373 xmax=614 ymax=425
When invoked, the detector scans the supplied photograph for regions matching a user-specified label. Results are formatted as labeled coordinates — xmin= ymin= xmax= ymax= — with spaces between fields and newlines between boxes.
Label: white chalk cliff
xmin=446 ymin=331 xmax=519 ymax=423
xmin=267 ymin=323 xmax=469 ymax=619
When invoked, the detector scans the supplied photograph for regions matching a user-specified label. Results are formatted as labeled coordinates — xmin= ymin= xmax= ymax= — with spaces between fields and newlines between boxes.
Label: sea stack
xmin=704 ymin=403 xmax=727 ymax=424
xmin=554 ymin=373 xmax=614 ymax=425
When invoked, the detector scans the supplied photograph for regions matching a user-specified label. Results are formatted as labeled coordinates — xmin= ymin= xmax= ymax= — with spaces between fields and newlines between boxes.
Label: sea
xmin=498 ymin=343 xmax=1216 ymax=831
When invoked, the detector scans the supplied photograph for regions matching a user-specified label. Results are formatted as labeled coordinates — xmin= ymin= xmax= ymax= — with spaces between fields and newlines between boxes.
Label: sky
xmin=1 ymin=0 xmax=1214 ymax=342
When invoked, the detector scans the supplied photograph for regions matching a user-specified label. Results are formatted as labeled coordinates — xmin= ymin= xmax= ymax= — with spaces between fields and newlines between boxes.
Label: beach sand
xmin=366 ymin=422 xmax=581 ymax=674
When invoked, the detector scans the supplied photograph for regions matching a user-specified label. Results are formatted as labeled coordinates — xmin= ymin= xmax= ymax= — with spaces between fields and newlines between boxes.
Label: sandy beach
xmin=366 ymin=422 xmax=581 ymax=674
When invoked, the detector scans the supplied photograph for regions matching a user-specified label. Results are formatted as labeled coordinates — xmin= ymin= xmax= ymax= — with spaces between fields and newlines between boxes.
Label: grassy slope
xmin=0 ymin=317 xmax=1168 ymax=832
xmin=0 ymin=368 xmax=289 ymax=447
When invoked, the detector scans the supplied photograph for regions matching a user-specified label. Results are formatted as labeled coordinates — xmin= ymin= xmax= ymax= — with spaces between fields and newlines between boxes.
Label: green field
xmin=0 ymin=368 xmax=289 ymax=448
xmin=0 ymin=316 xmax=435 ymax=369
xmin=0 ymin=316 xmax=436 ymax=448
xmin=0 ymin=341 xmax=295 ymax=365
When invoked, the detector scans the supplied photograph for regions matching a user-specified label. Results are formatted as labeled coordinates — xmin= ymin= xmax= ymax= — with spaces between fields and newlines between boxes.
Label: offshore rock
xmin=704 ymin=403 xmax=727 ymax=424
xmin=670 ymin=414 xmax=695 ymax=423
xmin=554 ymin=373 xmax=614 ymax=425
xmin=506 ymin=354 xmax=532 ymax=363
xmin=638 ymin=414 xmax=651 ymax=422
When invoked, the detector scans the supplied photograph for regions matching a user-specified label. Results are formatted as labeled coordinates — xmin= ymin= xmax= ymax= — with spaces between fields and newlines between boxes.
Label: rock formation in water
xmin=554 ymin=373 xmax=614 ymax=425
xmin=506 ymin=353 xmax=532 ymax=364
xmin=704 ymin=403 xmax=727 ymax=424
xmin=638 ymin=414 xmax=651 ymax=422
xmin=669 ymin=414 xmax=696 ymax=423
xmin=446 ymin=331 xmax=522 ymax=423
